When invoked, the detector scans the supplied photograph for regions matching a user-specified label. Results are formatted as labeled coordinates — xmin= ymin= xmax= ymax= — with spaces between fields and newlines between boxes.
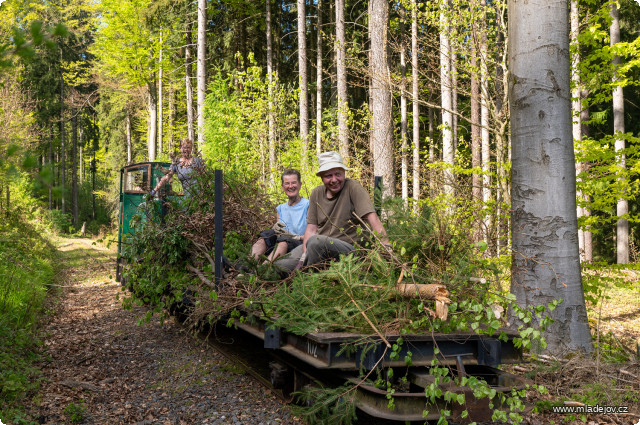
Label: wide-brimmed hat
xmin=316 ymin=151 xmax=349 ymax=176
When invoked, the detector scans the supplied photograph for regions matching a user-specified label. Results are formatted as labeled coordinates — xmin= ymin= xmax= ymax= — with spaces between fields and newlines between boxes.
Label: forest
xmin=1 ymin=0 xmax=640 ymax=423
xmin=1 ymin=0 xmax=639 ymax=260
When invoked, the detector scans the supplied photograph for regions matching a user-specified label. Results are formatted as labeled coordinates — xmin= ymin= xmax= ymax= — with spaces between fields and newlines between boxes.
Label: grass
xmin=0 ymin=210 xmax=57 ymax=425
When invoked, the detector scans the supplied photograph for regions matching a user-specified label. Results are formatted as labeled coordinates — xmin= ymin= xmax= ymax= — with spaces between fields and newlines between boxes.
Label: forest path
xmin=27 ymin=237 xmax=296 ymax=425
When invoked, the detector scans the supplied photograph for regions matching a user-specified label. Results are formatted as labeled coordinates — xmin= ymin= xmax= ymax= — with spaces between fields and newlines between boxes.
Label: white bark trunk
xmin=147 ymin=82 xmax=157 ymax=161
xmin=400 ymin=13 xmax=408 ymax=205
xmin=158 ymin=32 xmax=163 ymax=155
xmin=126 ymin=109 xmax=132 ymax=163
xmin=267 ymin=0 xmax=276 ymax=186
xmin=440 ymin=2 xmax=454 ymax=197
xmin=411 ymin=0 xmax=419 ymax=204
xmin=480 ymin=2 xmax=491 ymax=237
xmin=336 ymin=0 xmax=348 ymax=161
xmin=509 ymin=0 xmax=592 ymax=354
xmin=610 ymin=2 xmax=628 ymax=264
xmin=298 ymin=0 xmax=308 ymax=167
xmin=197 ymin=0 xmax=206 ymax=148
xmin=186 ymin=23 xmax=195 ymax=142
xmin=370 ymin=0 xmax=394 ymax=198
xmin=316 ymin=0 xmax=323 ymax=156
xmin=571 ymin=0 xmax=584 ymax=260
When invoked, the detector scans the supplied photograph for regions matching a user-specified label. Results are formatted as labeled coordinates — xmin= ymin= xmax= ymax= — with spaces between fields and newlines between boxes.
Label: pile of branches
xmin=256 ymin=199 xmax=497 ymax=337
xmin=121 ymin=164 xmax=280 ymax=324
xmin=123 ymin=170 xmax=512 ymax=340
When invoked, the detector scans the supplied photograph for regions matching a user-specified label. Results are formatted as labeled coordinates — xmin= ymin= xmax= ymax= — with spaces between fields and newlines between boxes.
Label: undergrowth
xmin=0 ymin=179 xmax=58 ymax=425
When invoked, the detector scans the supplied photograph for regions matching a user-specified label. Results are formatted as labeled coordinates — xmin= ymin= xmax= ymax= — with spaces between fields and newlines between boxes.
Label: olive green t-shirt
xmin=307 ymin=179 xmax=376 ymax=244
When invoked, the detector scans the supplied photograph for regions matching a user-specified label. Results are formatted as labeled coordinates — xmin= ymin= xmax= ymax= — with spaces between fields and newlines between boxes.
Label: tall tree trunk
xmin=411 ymin=0 xmax=420 ymax=205
xmin=267 ymin=0 xmax=276 ymax=185
xmin=440 ymin=1 xmax=454 ymax=196
xmin=60 ymin=58 xmax=66 ymax=215
xmin=170 ymin=85 xmax=176 ymax=147
xmin=400 ymin=11 xmax=408 ymax=205
xmin=509 ymin=0 xmax=592 ymax=354
xmin=126 ymin=108 xmax=133 ymax=163
xmin=298 ymin=0 xmax=309 ymax=168
xmin=451 ymin=45 xmax=458 ymax=150
xmin=480 ymin=1 xmax=491 ymax=239
xmin=79 ymin=130 xmax=84 ymax=184
xmin=197 ymin=0 xmax=207 ymax=149
xmin=471 ymin=18 xmax=482 ymax=208
xmin=571 ymin=0 xmax=586 ymax=261
xmin=316 ymin=0 xmax=323 ymax=156
xmin=580 ymin=88 xmax=593 ymax=262
xmin=185 ymin=22 xmax=195 ymax=142
xmin=49 ymin=123 xmax=53 ymax=210
xmin=336 ymin=0 xmax=348 ymax=161
xmin=72 ymin=111 xmax=78 ymax=226
xmin=158 ymin=31 xmax=164 ymax=156
xmin=147 ymin=81 xmax=158 ymax=161
xmin=610 ymin=2 xmax=628 ymax=264
xmin=370 ymin=0 xmax=394 ymax=198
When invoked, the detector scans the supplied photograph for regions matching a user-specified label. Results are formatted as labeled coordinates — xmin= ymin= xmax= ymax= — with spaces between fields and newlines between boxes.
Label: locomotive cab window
xmin=124 ymin=165 xmax=150 ymax=193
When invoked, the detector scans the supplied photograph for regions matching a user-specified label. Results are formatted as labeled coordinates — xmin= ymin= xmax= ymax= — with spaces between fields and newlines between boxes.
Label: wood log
xmin=395 ymin=283 xmax=451 ymax=320
xmin=396 ymin=283 xmax=450 ymax=301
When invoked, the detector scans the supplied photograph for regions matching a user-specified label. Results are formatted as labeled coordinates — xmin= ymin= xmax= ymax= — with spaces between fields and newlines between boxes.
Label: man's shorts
xmin=259 ymin=229 xmax=302 ymax=255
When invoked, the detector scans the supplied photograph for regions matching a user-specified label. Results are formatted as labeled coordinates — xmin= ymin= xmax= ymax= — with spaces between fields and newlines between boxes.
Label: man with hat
xmin=275 ymin=151 xmax=388 ymax=272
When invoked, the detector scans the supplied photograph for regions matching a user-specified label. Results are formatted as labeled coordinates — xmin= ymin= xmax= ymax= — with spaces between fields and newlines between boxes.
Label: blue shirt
xmin=276 ymin=198 xmax=309 ymax=236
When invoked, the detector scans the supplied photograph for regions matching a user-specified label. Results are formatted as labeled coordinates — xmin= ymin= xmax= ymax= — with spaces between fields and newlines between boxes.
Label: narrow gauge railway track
xmin=175 ymin=316 xmax=417 ymax=425
xmin=169 ymin=305 xmax=528 ymax=425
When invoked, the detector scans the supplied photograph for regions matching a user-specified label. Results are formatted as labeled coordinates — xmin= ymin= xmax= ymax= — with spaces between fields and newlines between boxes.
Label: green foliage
xmin=121 ymin=169 xmax=275 ymax=318
xmin=64 ymin=401 xmax=87 ymax=424
xmin=291 ymin=384 xmax=357 ymax=425
xmin=47 ymin=209 xmax=73 ymax=234
xmin=203 ymin=57 xmax=319 ymax=195
xmin=0 ymin=179 xmax=57 ymax=423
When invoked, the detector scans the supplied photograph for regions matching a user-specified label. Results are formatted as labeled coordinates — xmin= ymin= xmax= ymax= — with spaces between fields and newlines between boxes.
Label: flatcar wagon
xmin=115 ymin=166 xmax=529 ymax=424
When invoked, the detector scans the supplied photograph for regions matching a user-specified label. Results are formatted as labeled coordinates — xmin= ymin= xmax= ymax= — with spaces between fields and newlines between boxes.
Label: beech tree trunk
xmin=185 ymin=23 xmax=195 ymax=142
xmin=316 ymin=0 xmax=323 ymax=156
xmin=147 ymin=81 xmax=157 ymax=161
xmin=509 ymin=0 xmax=592 ymax=354
xmin=580 ymin=88 xmax=593 ymax=262
xmin=79 ymin=128 xmax=84 ymax=184
xmin=197 ymin=0 xmax=207 ymax=148
xmin=158 ymin=31 xmax=163 ymax=156
xmin=126 ymin=109 xmax=132 ymax=163
xmin=440 ymin=1 xmax=454 ymax=197
xmin=72 ymin=111 xmax=78 ymax=226
xmin=48 ymin=123 xmax=53 ymax=210
xmin=480 ymin=1 xmax=491 ymax=238
xmin=60 ymin=59 xmax=66 ymax=215
xmin=400 ymin=13 xmax=408 ymax=205
xmin=411 ymin=0 xmax=419 ymax=204
xmin=336 ymin=0 xmax=348 ymax=161
xmin=369 ymin=0 xmax=394 ymax=198
xmin=610 ymin=2 xmax=628 ymax=264
xmin=471 ymin=18 xmax=482 ymax=208
xmin=298 ymin=0 xmax=309 ymax=167
xmin=267 ymin=0 xmax=276 ymax=185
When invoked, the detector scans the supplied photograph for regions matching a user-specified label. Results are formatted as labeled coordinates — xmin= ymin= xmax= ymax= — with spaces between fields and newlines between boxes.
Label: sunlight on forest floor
xmin=584 ymin=267 xmax=640 ymax=357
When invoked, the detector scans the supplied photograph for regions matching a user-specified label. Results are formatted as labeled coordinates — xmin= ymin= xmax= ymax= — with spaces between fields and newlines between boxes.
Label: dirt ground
xmin=25 ymin=238 xmax=297 ymax=425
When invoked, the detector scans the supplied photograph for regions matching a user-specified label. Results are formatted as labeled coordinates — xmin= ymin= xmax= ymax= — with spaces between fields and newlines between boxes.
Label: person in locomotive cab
xmin=151 ymin=138 xmax=204 ymax=200
xmin=250 ymin=169 xmax=310 ymax=262
xmin=275 ymin=151 xmax=389 ymax=273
